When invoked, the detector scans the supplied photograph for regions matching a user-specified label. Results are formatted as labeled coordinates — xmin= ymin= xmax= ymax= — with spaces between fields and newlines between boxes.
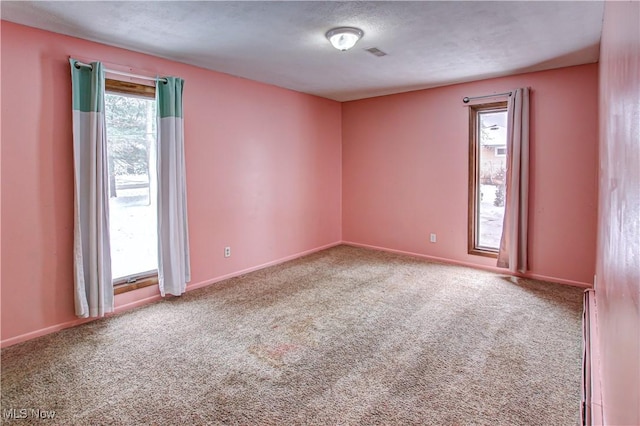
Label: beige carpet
xmin=1 ymin=245 xmax=584 ymax=425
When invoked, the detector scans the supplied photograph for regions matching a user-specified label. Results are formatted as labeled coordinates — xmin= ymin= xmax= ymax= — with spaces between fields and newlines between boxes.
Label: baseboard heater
xmin=582 ymin=289 xmax=599 ymax=426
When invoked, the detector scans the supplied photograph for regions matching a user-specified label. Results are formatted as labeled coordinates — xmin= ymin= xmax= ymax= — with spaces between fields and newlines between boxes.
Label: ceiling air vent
xmin=365 ymin=47 xmax=387 ymax=57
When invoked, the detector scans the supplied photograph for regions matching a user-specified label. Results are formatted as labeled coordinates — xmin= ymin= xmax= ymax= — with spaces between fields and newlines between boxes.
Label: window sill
xmin=113 ymin=275 xmax=158 ymax=295
xmin=468 ymin=248 xmax=499 ymax=259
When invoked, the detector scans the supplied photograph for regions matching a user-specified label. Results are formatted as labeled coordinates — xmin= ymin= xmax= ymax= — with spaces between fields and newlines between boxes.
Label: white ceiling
xmin=1 ymin=1 xmax=604 ymax=102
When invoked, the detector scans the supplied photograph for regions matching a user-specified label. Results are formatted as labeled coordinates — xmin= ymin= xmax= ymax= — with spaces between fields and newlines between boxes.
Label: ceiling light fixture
xmin=326 ymin=27 xmax=364 ymax=51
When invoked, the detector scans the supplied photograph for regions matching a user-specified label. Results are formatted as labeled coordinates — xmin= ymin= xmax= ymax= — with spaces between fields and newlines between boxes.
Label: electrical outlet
xmin=224 ymin=246 xmax=231 ymax=258
xmin=430 ymin=233 xmax=437 ymax=243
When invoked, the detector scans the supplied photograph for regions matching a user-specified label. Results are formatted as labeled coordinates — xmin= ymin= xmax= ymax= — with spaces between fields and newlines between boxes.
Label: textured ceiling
xmin=1 ymin=1 xmax=604 ymax=101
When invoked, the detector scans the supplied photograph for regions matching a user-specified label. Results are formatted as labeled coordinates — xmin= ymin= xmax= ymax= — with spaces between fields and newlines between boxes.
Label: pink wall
xmin=0 ymin=22 xmax=3 ymax=333
xmin=1 ymin=20 xmax=603 ymax=348
xmin=596 ymin=1 xmax=640 ymax=424
xmin=342 ymin=64 xmax=599 ymax=286
xmin=0 ymin=22 xmax=342 ymax=346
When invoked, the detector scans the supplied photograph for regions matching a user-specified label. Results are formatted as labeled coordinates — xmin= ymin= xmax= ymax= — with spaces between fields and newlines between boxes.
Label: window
xmin=105 ymin=79 xmax=158 ymax=293
xmin=468 ymin=102 xmax=508 ymax=256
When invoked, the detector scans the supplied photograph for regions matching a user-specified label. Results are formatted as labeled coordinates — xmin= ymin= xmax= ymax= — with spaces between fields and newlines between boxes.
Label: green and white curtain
xmin=156 ymin=77 xmax=191 ymax=296
xmin=70 ymin=59 xmax=113 ymax=317
xmin=71 ymin=59 xmax=190 ymax=312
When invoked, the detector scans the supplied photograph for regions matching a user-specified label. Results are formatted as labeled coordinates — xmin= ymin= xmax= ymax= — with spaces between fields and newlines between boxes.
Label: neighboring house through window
xmin=468 ymin=102 xmax=508 ymax=256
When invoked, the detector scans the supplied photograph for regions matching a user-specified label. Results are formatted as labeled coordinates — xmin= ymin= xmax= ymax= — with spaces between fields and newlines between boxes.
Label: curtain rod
xmin=462 ymin=91 xmax=512 ymax=103
xmin=73 ymin=60 xmax=167 ymax=84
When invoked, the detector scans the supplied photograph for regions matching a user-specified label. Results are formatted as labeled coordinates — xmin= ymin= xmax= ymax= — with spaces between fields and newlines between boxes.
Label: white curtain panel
xmin=69 ymin=59 xmax=114 ymax=317
xmin=156 ymin=77 xmax=191 ymax=296
xmin=497 ymin=87 xmax=530 ymax=273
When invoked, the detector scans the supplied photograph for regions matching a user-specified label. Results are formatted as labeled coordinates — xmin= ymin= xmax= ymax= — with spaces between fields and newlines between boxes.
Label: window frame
xmin=113 ymin=272 xmax=158 ymax=295
xmin=468 ymin=101 xmax=508 ymax=258
xmin=105 ymin=78 xmax=158 ymax=294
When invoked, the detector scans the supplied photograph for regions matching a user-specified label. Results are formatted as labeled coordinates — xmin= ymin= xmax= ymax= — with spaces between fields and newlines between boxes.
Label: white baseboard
xmin=342 ymin=241 xmax=592 ymax=288
xmin=0 ymin=241 xmax=342 ymax=348
xmin=186 ymin=241 xmax=342 ymax=292
xmin=583 ymin=289 xmax=604 ymax=425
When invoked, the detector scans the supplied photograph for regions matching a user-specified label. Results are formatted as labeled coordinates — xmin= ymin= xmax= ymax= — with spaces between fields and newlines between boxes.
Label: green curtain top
xmin=157 ymin=77 xmax=184 ymax=119
xmin=70 ymin=59 xmax=104 ymax=113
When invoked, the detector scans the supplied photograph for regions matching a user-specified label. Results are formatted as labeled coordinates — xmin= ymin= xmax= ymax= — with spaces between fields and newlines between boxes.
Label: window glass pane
xmin=477 ymin=110 xmax=507 ymax=250
xmin=105 ymin=93 xmax=157 ymax=279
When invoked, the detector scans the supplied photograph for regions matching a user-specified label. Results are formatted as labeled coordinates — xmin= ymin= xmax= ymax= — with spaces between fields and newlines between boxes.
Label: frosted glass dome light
xmin=326 ymin=27 xmax=364 ymax=51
